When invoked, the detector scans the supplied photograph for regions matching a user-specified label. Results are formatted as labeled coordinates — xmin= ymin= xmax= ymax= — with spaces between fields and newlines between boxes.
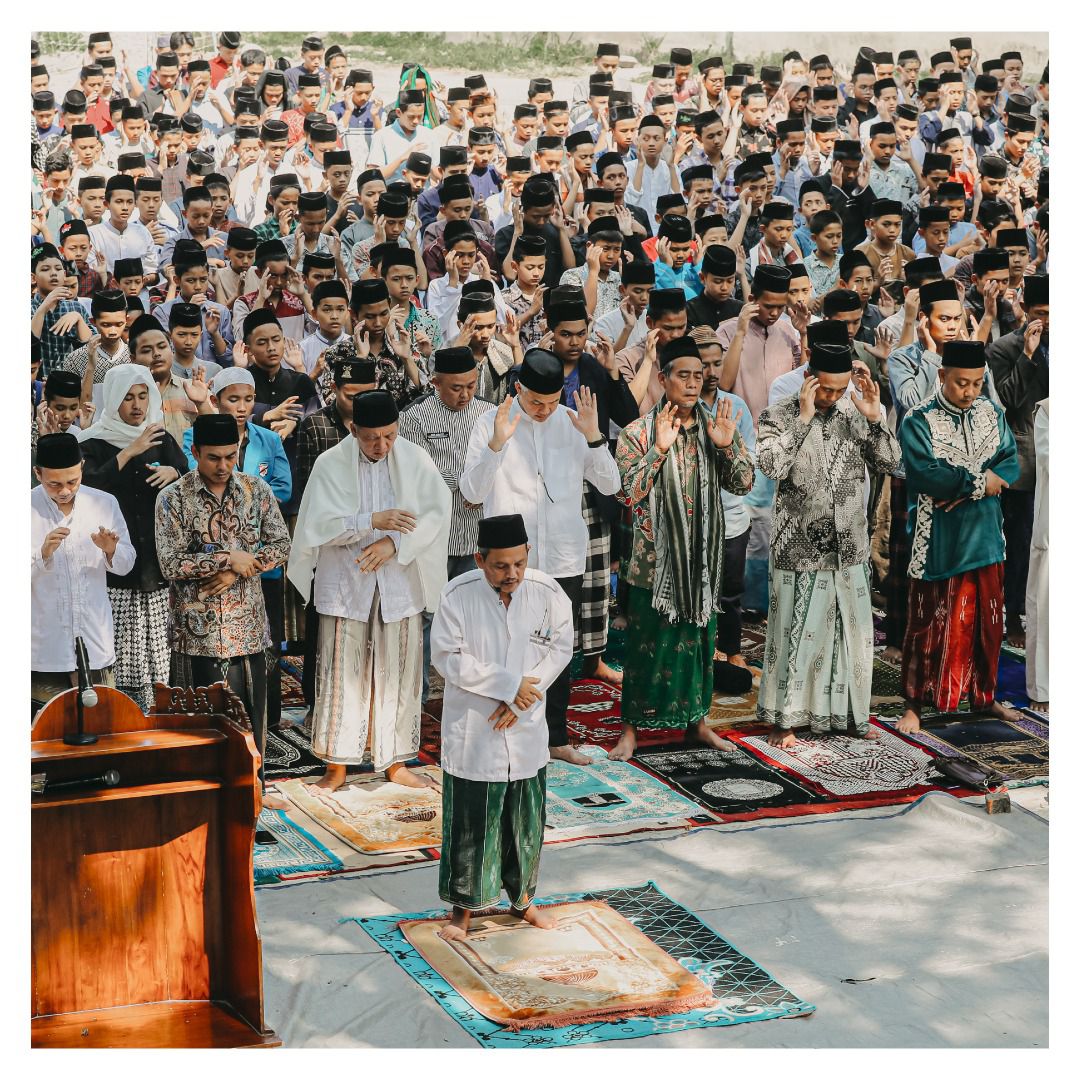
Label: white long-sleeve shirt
xmin=459 ymin=399 xmax=620 ymax=577
xmin=31 ymin=484 xmax=136 ymax=672
xmin=426 ymin=271 xmax=511 ymax=344
xmin=431 ymin=568 xmax=573 ymax=782
xmin=88 ymin=217 xmax=159 ymax=276
xmin=624 ymin=157 xmax=675 ymax=222
xmin=312 ymin=452 xmax=425 ymax=623
xmin=592 ymin=305 xmax=648 ymax=350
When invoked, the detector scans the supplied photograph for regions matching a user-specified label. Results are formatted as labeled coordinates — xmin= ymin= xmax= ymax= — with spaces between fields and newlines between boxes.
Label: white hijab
xmin=76 ymin=364 xmax=164 ymax=449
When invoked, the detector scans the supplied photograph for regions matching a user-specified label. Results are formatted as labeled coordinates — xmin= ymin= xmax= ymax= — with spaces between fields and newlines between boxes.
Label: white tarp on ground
xmin=256 ymin=790 xmax=1048 ymax=1048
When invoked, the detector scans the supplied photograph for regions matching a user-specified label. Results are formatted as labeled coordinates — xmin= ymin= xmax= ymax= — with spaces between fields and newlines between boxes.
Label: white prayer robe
xmin=459 ymin=400 xmax=620 ymax=578
xmin=288 ymin=435 xmax=452 ymax=769
xmin=427 ymin=271 xmax=511 ymax=344
xmin=431 ymin=568 xmax=574 ymax=782
xmin=1025 ymin=400 xmax=1048 ymax=702
xmin=31 ymin=484 xmax=136 ymax=671
xmin=88 ymin=217 xmax=159 ymax=276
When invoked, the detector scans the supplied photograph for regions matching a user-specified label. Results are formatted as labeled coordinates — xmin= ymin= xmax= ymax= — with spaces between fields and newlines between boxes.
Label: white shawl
xmin=75 ymin=364 xmax=163 ymax=448
xmin=287 ymin=434 xmax=452 ymax=614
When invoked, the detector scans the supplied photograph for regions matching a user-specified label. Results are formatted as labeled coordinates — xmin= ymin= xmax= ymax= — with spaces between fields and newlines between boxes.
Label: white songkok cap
xmin=210 ymin=368 xmax=256 ymax=396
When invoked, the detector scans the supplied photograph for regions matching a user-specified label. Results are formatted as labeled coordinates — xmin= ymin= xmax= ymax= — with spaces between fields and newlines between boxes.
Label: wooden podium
xmin=31 ymin=683 xmax=280 ymax=1048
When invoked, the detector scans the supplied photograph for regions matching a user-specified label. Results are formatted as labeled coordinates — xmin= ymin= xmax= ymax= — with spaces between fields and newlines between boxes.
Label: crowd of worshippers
xmin=31 ymin=32 xmax=1048 ymax=917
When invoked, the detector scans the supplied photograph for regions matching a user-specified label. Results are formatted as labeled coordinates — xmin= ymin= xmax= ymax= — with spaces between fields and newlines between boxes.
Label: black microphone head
xmin=103 ymin=769 xmax=120 ymax=786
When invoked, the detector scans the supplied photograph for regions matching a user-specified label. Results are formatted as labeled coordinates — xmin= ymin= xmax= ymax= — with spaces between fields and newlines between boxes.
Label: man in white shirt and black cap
xmin=430 ymin=512 xmax=573 ymax=941
xmin=288 ymin=389 xmax=452 ymax=791
xmin=459 ymin=348 xmax=620 ymax=765
xmin=31 ymin=431 xmax=136 ymax=711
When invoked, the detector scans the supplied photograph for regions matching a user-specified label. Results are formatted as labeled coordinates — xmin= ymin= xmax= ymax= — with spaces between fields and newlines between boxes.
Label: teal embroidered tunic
xmin=899 ymin=388 xmax=1019 ymax=582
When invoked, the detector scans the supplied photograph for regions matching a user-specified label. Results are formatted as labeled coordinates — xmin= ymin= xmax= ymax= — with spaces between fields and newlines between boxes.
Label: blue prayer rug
xmin=351 ymin=881 xmax=815 ymax=1047
xmin=544 ymin=746 xmax=715 ymax=837
xmin=254 ymin=808 xmax=343 ymax=884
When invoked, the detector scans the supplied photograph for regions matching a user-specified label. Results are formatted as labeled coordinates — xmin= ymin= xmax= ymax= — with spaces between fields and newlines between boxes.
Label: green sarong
xmin=439 ymin=768 xmax=546 ymax=911
xmin=620 ymin=585 xmax=717 ymax=731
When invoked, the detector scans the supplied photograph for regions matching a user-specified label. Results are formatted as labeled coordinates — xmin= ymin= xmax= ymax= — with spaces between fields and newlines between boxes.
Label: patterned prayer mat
xmin=733 ymin=721 xmax=949 ymax=800
xmin=354 ymin=881 xmax=814 ymax=1047
xmin=280 ymin=656 xmax=306 ymax=708
xmin=545 ymin=745 xmax=714 ymax=838
xmin=253 ymin=808 xmax=342 ymax=885
xmin=881 ymin=713 xmax=1049 ymax=786
xmin=633 ymin=743 xmax=828 ymax=820
xmin=277 ymin=768 xmax=443 ymax=854
xmin=264 ymin=723 xmax=328 ymax=780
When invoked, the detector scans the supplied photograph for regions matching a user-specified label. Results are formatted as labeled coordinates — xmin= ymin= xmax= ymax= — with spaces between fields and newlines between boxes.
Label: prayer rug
xmin=279 ymin=655 xmax=306 ymax=708
xmin=544 ymin=745 xmax=714 ymax=838
xmin=354 ymin=881 xmax=814 ymax=1047
xmin=735 ymin=721 xmax=944 ymax=799
xmin=633 ymin=743 xmax=828 ymax=820
xmin=277 ymin=768 xmax=443 ymax=854
xmin=264 ymin=723 xmax=329 ymax=780
xmin=881 ymin=714 xmax=1049 ymax=785
xmin=253 ymin=808 xmax=342 ymax=884
xmin=707 ymin=685 xmax=759 ymax=726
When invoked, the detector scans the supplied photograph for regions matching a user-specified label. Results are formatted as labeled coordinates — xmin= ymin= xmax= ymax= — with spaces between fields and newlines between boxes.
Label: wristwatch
xmin=587 ymin=436 xmax=607 ymax=448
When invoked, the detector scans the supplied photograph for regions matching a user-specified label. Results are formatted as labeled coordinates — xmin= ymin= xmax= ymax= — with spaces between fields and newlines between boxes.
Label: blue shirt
xmin=700 ymin=389 xmax=755 ymax=535
xmin=654 ymin=260 xmax=703 ymax=299
xmin=330 ymin=99 xmax=376 ymax=130
xmin=182 ymin=420 xmax=291 ymax=579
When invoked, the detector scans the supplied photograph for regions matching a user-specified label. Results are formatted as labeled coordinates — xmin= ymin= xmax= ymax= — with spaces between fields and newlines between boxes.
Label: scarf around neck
xmin=644 ymin=397 xmax=726 ymax=626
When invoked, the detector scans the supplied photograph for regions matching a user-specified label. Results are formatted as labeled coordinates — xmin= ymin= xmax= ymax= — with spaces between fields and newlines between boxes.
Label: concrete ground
xmin=256 ymin=787 xmax=1048 ymax=1048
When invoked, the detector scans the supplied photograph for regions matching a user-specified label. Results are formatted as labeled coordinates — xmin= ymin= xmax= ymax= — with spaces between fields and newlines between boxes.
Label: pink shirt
xmin=715 ymin=315 xmax=802 ymax=428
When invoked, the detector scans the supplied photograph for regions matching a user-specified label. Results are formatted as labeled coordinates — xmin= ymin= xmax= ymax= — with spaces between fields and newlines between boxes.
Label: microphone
xmin=75 ymin=636 xmax=98 ymax=708
xmin=42 ymin=769 xmax=120 ymax=795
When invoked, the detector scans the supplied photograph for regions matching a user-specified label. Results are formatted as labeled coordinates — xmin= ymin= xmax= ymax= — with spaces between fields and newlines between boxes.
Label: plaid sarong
xmin=579 ymin=485 xmax=611 ymax=657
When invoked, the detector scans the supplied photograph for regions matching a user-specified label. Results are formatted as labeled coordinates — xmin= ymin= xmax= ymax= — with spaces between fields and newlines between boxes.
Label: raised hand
xmin=40 ymin=526 xmax=70 ymax=560
xmin=489 ymin=394 xmax=521 ymax=451
xmin=91 ymin=526 xmax=119 ymax=560
xmin=475 ymin=252 xmax=492 ymax=281
xmin=454 ymin=312 xmax=479 ymax=347
xmin=283 ymin=339 xmax=306 ymax=371
xmin=737 ymin=300 xmax=760 ymax=332
xmin=787 ymin=300 xmax=811 ymax=333
xmin=568 ymin=386 xmax=602 ymax=441
xmin=203 ymin=306 xmax=221 ymax=336
xmin=183 ymin=367 xmax=210 ymax=405
xmin=799 ymin=374 xmax=819 ymax=423
xmin=51 ymin=312 xmax=85 ymax=336
xmin=916 ymin=312 xmax=935 ymax=352
xmin=593 ymin=331 xmax=617 ymax=373
xmin=654 ymin=401 xmax=682 ymax=452
xmin=983 ymin=279 xmax=1001 ymax=320
xmin=850 ymin=368 xmax=882 ymax=421
xmin=232 ymin=341 xmax=250 ymax=369
xmin=352 ymin=319 xmax=372 ymax=358
xmin=656 ymin=236 xmax=674 ymax=266
xmin=129 ymin=421 xmax=166 ymax=455
xmin=706 ymin=396 xmax=741 ymax=448
xmin=371 ymin=509 xmax=418 ymax=533
xmin=78 ymin=399 xmax=97 ymax=428
xmin=498 ymin=308 xmax=520 ymax=345
xmin=264 ymin=395 xmax=302 ymax=425
xmin=1023 ymin=319 xmax=1044 ymax=360
xmin=413 ymin=325 xmax=433 ymax=357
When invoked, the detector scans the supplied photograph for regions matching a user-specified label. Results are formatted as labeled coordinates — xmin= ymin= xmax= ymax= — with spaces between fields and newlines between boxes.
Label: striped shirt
xmin=398 ymin=393 xmax=495 ymax=557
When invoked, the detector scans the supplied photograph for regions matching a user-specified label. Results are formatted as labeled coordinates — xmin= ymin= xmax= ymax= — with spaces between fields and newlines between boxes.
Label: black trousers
xmin=545 ymin=574 xmax=583 ymax=747
xmin=716 ymin=529 xmax=750 ymax=657
xmin=262 ymin=575 xmax=284 ymax=729
xmin=1001 ymin=487 xmax=1036 ymax=625
xmin=303 ymin=594 xmax=318 ymax=709
xmin=173 ymin=651 xmax=267 ymax=785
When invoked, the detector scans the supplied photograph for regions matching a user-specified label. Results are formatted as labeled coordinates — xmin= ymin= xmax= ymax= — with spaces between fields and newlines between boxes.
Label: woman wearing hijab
xmin=396 ymin=64 xmax=444 ymax=129
xmin=182 ymin=368 xmax=293 ymax=730
xmin=78 ymin=364 xmax=189 ymax=711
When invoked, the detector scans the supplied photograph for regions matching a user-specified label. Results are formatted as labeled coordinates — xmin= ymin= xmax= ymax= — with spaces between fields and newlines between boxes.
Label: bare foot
xmin=767 ymin=727 xmax=797 ymax=748
xmin=987 ymin=699 xmax=1025 ymax=723
xmin=512 ymin=903 xmax=557 ymax=929
xmin=277 ymin=713 xmax=296 ymax=731
xmin=612 ymin=613 xmax=627 ymax=631
xmin=856 ymin=726 xmax=882 ymax=740
xmin=313 ymin=764 xmax=348 ymax=790
xmin=1029 ymin=700 xmax=1049 ymax=714
xmin=387 ymin=764 xmax=440 ymax=789
xmin=438 ymin=907 xmax=470 ymax=941
xmin=1006 ymin=629 xmax=1026 ymax=650
xmin=589 ymin=657 xmax=624 ymax=686
xmin=881 ymin=646 xmax=903 ymax=664
xmin=727 ymin=654 xmax=751 ymax=669
xmin=607 ymin=725 xmax=637 ymax=761
xmin=690 ymin=720 xmax=729 ymax=749
xmin=261 ymin=789 xmax=290 ymax=810
xmin=897 ymin=708 xmax=921 ymax=735
xmin=549 ymin=744 xmax=592 ymax=766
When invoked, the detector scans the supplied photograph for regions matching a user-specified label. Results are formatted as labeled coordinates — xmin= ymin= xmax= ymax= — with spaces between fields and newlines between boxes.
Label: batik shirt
xmin=154 ymin=470 xmax=291 ymax=658
xmin=61 ymin=338 xmax=131 ymax=382
xmin=501 ymin=283 xmax=546 ymax=350
xmin=616 ymin=414 xmax=754 ymax=590
xmin=558 ymin=265 xmax=622 ymax=319
xmin=899 ymin=389 xmax=1019 ymax=582
xmin=403 ymin=301 xmax=444 ymax=372
xmin=756 ymin=395 xmax=901 ymax=571
xmin=319 ymin=335 xmax=424 ymax=409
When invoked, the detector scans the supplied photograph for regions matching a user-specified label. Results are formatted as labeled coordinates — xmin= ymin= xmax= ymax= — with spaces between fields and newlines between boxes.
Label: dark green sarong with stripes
xmin=439 ymin=768 xmax=547 ymax=911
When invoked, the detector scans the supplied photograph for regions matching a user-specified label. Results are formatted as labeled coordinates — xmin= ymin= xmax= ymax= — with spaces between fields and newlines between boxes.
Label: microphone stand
xmin=64 ymin=637 xmax=99 ymax=747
